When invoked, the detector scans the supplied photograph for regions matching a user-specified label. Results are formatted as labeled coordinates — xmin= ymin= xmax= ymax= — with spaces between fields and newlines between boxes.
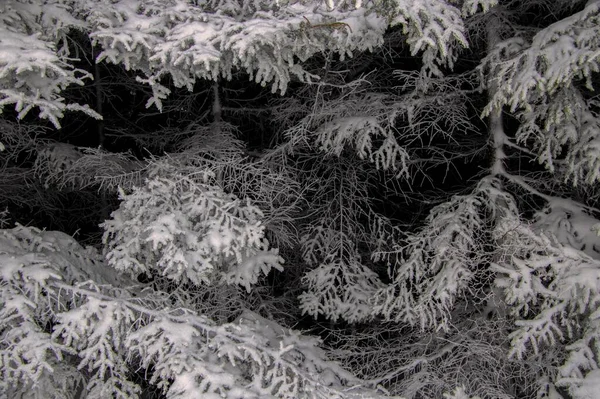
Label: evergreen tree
xmin=1 ymin=0 xmax=600 ymax=398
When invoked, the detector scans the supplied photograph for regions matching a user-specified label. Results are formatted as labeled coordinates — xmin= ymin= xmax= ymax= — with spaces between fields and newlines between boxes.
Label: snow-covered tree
xmin=363 ymin=1 xmax=600 ymax=398
xmin=0 ymin=221 xmax=392 ymax=398
xmin=3 ymin=0 xmax=600 ymax=398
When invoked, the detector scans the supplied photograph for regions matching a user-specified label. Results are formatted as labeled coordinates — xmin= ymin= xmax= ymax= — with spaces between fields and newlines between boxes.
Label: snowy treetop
xmin=1 ymin=0 xmax=470 ymax=123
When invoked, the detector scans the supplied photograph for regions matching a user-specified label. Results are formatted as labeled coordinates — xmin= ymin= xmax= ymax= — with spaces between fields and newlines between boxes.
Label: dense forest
xmin=1 ymin=0 xmax=600 ymax=398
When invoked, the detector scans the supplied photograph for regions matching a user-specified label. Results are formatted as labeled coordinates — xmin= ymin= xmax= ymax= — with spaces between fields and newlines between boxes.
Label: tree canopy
xmin=1 ymin=0 xmax=600 ymax=398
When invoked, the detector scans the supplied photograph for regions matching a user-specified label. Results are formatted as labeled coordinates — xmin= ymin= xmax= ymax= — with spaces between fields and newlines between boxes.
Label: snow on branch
xmin=86 ymin=0 xmax=387 ymax=105
xmin=300 ymin=253 xmax=385 ymax=323
xmin=384 ymin=0 xmax=468 ymax=76
xmin=482 ymin=1 xmax=600 ymax=186
xmin=86 ymin=0 xmax=468 ymax=109
xmin=53 ymin=296 xmax=141 ymax=399
xmin=316 ymin=113 xmax=410 ymax=178
xmin=1 ymin=223 xmax=394 ymax=399
xmin=101 ymin=169 xmax=284 ymax=291
xmin=372 ymin=178 xmax=511 ymax=330
xmin=128 ymin=309 xmax=385 ymax=398
xmin=458 ymin=0 xmax=498 ymax=17
xmin=0 ymin=224 xmax=128 ymax=397
xmin=34 ymin=143 xmax=144 ymax=191
xmin=534 ymin=198 xmax=600 ymax=260
xmin=295 ymin=157 xmax=394 ymax=323
xmin=515 ymin=87 xmax=600 ymax=185
xmin=492 ymin=202 xmax=600 ymax=398
xmin=0 ymin=0 xmax=469 ymax=126
xmin=0 ymin=1 xmax=99 ymax=127
xmin=299 ymin=214 xmax=386 ymax=323
xmin=483 ymin=1 xmax=600 ymax=114
xmin=285 ymin=90 xmax=411 ymax=178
